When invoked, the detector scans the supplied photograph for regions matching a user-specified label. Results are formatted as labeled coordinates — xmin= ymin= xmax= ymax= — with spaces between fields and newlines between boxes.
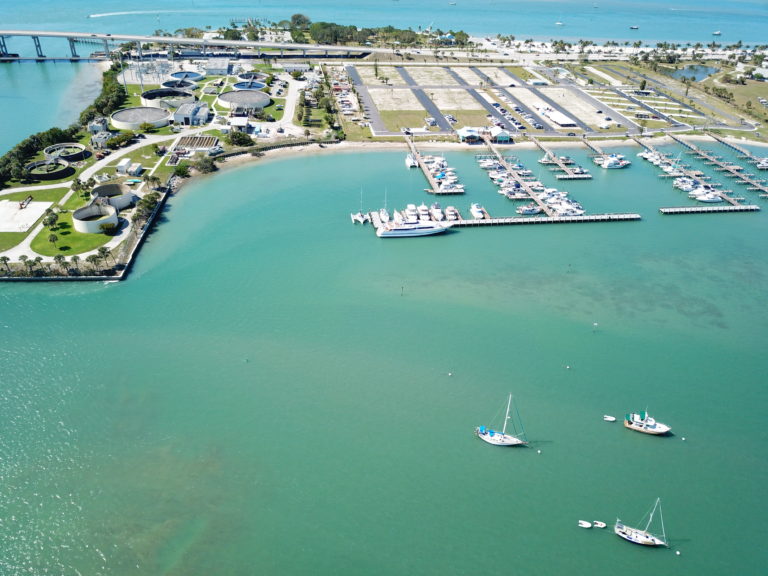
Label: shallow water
xmin=1 ymin=145 xmax=766 ymax=574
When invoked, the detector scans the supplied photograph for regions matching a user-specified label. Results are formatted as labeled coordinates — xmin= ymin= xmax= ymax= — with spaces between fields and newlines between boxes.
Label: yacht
xmin=629 ymin=25 xmax=639 ymax=30
xmin=469 ymin=203 xmax=485 ymax=219
xmin=594 ymin=154 xmax=631 ymax=169
xmin=516 ymin=203 xmax=542 ymax=215
xmin=417 ymin=202 xmax=431 ymax=221
xmin=755 ymin=158 xmax=768 ymax=170
xmin=712 ymin=30 xmax=721 ymax=36
xmin=404 ymin=203 xmax=419 ymax=222
xmin=376 ymin=220 xmax=450 ymax=238
xmin=623 ymin=411 xmax=671 ymax=435
xmin=445 ymin=206 xmax=460 ymax=221
xmin=405 ymin=153 xmax=419 ymax=168
xmin=429 ymin=202 xmax=445 ymax=221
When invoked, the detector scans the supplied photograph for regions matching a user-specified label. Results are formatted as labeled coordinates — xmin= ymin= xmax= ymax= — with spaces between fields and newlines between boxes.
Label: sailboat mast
xmin=502 ymin=394 xmax=512 ymax=435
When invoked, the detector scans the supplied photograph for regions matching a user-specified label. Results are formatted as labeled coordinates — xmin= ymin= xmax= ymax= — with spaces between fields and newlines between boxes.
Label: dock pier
xmin=404 ymin=136 xmax=464 ymax=195
xmin=528 ymin=136 xmax=593 ymax=180
xmin=481 ymin=135 xmax=554 ymax=217
xmin=669 ymin=135 xmax=768 ymax=196
xmin=706 ymin=132 xmax=766 ymax=167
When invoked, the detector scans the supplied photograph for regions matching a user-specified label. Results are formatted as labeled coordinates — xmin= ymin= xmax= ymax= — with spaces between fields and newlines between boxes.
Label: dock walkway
xmin=670 ymin=135 xmax=768 ymax=195
xmin=403 ymin=136 xmax=464 ymax=195
xmin=528 ymin=136 xmax=593 ymax=180
xmin=481 ymin=135 xmax=554 ymax=216
xmin=659 ymin=205 xmax=760 ymax=215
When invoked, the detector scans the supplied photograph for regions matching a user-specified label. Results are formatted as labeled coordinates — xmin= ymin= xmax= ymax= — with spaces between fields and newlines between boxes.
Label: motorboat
xmin=445 ymin=206 xmax=460 ymax=221
xmin=469 ymin=203 xmax=485 ymax=219
xmin=429 ymin=202 xmax=445 ymax=221
xmin=376 ymin=220 xmax=450 ymax=238
xmin=404 ymin=203 xmax=419 ymax=222
xmin=603 ymin=415 xmax=616 ymax=422
xmin=578 ymin=521 xmax=592 ymax=529
xmin=593 ymin=521 xmax=607 ymax=529
xmin=695 ymin=192 xmax=724 ymax=203
xmin=417 ymin=202 xmax=431 ymax=220
xmin=516 ymin=203 xmax=542 ymax=215
xmin=405 ymin=153 xmax=419 ymax=168
xmin=623 ymin=411 xmax=671 ymax=435
xmin=595 ymin=154 xmax=631 ymax=169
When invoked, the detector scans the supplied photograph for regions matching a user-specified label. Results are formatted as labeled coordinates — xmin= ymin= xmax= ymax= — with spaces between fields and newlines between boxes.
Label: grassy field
xmin=378 ymin=111 xmax=442 ymax=132
xmin=30 ymin=213 xmax=112 ymax=256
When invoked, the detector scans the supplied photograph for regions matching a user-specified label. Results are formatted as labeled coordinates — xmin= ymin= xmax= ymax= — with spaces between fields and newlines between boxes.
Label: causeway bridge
xmin=0 ymin=29 xmax=382 ymax=60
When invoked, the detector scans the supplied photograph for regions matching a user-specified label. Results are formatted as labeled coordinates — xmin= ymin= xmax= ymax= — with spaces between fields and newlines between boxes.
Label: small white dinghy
xmin=593 ymin=521 xmax=607 ymax=529
xmin=578 ymin=520 xmax=592 ymax=528
xmin=603 ymin=415 xmax=616 ymax=422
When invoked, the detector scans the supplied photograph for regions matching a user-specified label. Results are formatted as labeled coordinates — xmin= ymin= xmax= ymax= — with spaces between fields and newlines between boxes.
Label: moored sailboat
xmin=615 ymin=498 xmax=668 ymax=547
xmin=475 ymin=394 xmax=527 ymax=446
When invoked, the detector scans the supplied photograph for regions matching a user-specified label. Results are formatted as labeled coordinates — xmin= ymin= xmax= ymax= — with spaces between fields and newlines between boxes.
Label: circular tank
xmin=91 ymin=183 xmax=134 ymax=210
xmin=43 ymin=142 xmax=87 ymax=162
xmin=162 ymin=79 xmax=197 ymax=90
xmin=141 ymin=87 xmax=195 ymax=109
xmin=217 ymin=90 xmax=271 ymax=111
xmin=170 ymin=70 xmax=204 ymax=82
xmin=236 ymin=72 xmax=267 ymax=83
xmin=72 ymin=203 xmax=119 ymax=234
xmin=111 ymin=107 xmax=171 ymax=130
xmin=232 ymin=81 xmax=266 ymax=91
xmin=24 ymin=159 xmax=73 ymax=180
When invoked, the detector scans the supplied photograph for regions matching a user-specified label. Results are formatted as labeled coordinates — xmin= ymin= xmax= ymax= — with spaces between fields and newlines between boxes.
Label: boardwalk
xmin=403 ymin=136 xmax=464 ymax=195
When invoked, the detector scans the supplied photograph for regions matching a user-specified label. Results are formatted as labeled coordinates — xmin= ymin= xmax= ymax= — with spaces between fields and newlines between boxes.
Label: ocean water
xmin=1 ymin=145 xmax=767 ymax=575
xmin=2 ymin=1 xmax=768 ymax=574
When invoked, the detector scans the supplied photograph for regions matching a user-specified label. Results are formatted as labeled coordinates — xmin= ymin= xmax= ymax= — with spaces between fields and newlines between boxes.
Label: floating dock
xmin=659 ymin=205 xmax=761 ymax=214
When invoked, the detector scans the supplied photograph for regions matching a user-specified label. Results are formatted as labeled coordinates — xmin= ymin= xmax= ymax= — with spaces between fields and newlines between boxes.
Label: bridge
xmin=0 ymin=29 xmax=383 ymax=60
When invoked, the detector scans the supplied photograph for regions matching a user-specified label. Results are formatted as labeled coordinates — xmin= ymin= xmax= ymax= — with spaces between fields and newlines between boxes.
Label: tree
xmin=97 ymin=246 xmax=112 ymax=263
xmin=0 ymin=255 xmax=9 ymax=271
xmin=173 ymin=163 xmax=191 ymax=178
xmin=71 ymin=255 xmax=80 ymax=270
xmin=290 ymin=14 xmax=311 ymax=29
xmin=139 ymin=122 xmax=156 ymax=133
xmin=53 ymin=254 xmax=66 ymax=272
xmin=225 ymin=131 xmax=254 ymax=147
xmin=193 ymin=154 xmax=218 ymax=174
xmin=86 ymin=254 xmax=100 ymax=270
xmin=48 ymin=233 xmax=58 ymax=247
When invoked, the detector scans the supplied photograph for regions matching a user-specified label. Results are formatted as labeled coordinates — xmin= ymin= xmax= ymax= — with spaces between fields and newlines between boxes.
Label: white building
xmin=115 ymin=158 xmax=131 ymax=174
xmin=206 ymin=58 xmax=230 ymax=76
xmin=173 ymin=102 xmax=210 ymax=126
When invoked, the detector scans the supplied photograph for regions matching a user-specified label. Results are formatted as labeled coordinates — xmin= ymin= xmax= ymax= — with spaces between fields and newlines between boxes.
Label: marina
xmin=528 ymin=136 xmax=593 ymax=180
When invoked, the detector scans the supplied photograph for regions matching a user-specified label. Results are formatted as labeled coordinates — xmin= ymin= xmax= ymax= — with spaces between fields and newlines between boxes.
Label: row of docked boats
xmin=375 ymin=202 xmax=459 ymax=237
xmin=672 ymin=176 xmax=724 ymax=203
xmin=477 ymin=155 xmax=544 ymax=202
xmin=411 ymin=154 xmax=466 ymax=194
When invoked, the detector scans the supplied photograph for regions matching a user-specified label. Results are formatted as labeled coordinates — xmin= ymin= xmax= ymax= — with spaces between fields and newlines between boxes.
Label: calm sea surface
xmin=1 ymin=0 xmax=768 ymax=574
xmin=1 ymin=144 xmax=767 ymax=574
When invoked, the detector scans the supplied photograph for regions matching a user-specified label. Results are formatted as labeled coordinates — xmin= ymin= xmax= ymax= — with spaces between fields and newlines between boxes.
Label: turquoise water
xmin=1 ymin=146 xmax=767 ymax=574
xmin=667 ymin=65 xmax=720 ymax=81
xmin=0 ymin=61 xmax=104 ymax=155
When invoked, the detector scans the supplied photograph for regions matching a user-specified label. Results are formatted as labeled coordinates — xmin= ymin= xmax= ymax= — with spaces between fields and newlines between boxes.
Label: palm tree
xmin=86 ymin=254 xmax=100 ymax=271
xmin=53 ymin=254 xmax=66 ymax=272
xmin=33 ymin=256 xmax=43 ymax=271
xmin=19 ymin=254 xmax=28 ymax=266
xmin=71 ymin=255 xmax=80 ymax=270
xmin=97 ymin=246 xmax=112 ymax=264
xmin=0 ymin=256 xmax=9 ymax=271
xmin=48 ymin=233 xmax=58 ymax=247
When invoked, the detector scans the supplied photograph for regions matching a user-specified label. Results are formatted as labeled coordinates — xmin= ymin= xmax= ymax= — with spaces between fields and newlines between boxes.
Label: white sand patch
xmin=0 ymin=200 xmax=52 ymax=232
xmin=430 ymin=89 xmax=485 ymax=110
xmin=354 ymin=65 xmax=405 ymax=86
xmin=585 ymin=66 xmax=625 ymax=87
xmin=405 ymin=67 xmax=459 ymax=86
xmin=368 ymin=87 xmax=424 ymax=111
xmin=538 ymin=87 xmax=604 ymax=126
xmin=451 ymin=67 xmax=485 ymax=85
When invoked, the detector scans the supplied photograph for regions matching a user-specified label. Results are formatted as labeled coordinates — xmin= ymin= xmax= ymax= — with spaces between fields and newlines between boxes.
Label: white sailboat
xmin=475 ymin=394 xmax=527 ymax=446
xmin=615 ymin=498 xmax=668 ymax=547
xmin=351 ymin=188 xmax=367 ymax=224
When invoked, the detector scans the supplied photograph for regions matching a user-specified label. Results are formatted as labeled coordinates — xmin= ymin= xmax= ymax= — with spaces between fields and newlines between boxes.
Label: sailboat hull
xmin=475 ymin=428 xmax=527 ymax=446
xmin=614 ymin=523 xmax=667 ymax=546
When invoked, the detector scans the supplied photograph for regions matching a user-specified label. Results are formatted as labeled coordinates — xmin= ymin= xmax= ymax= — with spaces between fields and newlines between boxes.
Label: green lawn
xmin=0 ymin=188 xmax=69 ymax=203
xmin=30 ymin=214 xmax=111 ymax=256
xmin=379 ymin=110 xmax=441 ymax=132
xmin=0 ymin=232 xmax=26 ymax=252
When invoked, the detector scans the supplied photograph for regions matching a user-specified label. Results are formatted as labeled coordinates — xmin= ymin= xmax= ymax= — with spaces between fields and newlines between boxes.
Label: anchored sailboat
xmin=475 ymin=394 xmax=527 ymax=446
xmin=615 ymin=498 xmax=668 ymax=547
